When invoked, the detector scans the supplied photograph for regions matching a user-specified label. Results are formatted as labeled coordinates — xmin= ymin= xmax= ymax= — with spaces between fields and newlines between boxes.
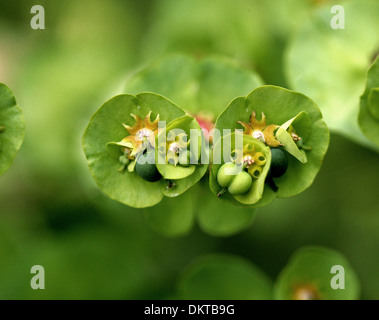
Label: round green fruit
xmin=217 ymin=163 xmax=238 ymax=188
xmin=228 ymin=171 xmax=253 ymax=195
xmin=135 ymin=149 xmax=162 ymax=182
xmin=269 ymin=148 xmax=288 ymax=178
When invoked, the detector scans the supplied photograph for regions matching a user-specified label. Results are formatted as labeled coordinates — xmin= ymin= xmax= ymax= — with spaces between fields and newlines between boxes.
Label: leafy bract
xmin=195 ymin=180 xmax=256 ymax=237
xmin=215 ymin=85 xmax=329 ymax=207
xmin=156 ymin=115 xmax=202 ymax=180
xmin=274 ymin=247 xmax=360 ymax=300
xmin=143 ymin=190 xmax=195 ymax=238
xmin=123 ymin=54 xmax=263 ymax=119
xmin=82 ymin=92 xmax=206 ymax=208
xmin=178 ymin=254 xmax=273 ymax=300
xmin=286 ymin=0 xmax=379 ymax=149
xmin=0 ymin=83 xmax=25 ymax=176
xmin=359 ymin=56 xmax=379 ymax=146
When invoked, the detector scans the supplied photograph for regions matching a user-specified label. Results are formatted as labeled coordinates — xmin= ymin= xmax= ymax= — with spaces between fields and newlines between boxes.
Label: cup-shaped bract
xmin=274 ymin=247 xmax=360 ymax=300
xmin=214 ymin=85 xmax=329 ymax=208
xmin=0 ymin=83 xmax=25 ymax=177
xmin=156 ymin=115 xmax=208 ymax=197
xmin=178 ymin=254 xmax=273 ymax=300
xmin=82 ymin=92 xmax=206 ymax=208
xmin=359 ymin=56 xmax=379 ymax=147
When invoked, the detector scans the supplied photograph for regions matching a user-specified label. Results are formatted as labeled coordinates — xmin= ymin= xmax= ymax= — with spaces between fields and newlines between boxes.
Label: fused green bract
xmin=359 ymin=56 xmax=379 ymax=147
xmin=82 ymin=92 xmax=207 ymax=208
xmin=274 ymin=247 xmax=360 ymax=300
xmin=0 ymin=83 xmax=25 ymax=177
xmin=156 ymin=115 xmax=204 ymax=180
xmin=214 ymin=85 xmax=329 ymax=208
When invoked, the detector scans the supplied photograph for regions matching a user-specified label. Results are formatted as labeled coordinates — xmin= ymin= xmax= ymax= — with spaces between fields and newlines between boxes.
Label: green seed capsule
xmin=248 ymin=164 xmax=262 ymax=179
xmin=253 ymin=152 xmax=266 ymax=166
xmin=217 ymin=163 xmax=238 ymax=188
xmin=135 ymin=149 xmax=162 ymax=182
xmin=269 ymin=148 xmax=288 ymax=178
xmin=228 ymin=171 xmax=253 ymax=195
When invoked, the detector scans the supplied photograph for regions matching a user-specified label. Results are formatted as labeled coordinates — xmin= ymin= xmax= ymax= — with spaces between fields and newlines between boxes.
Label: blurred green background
xmin=0 ymin=0 xmax=378 ymax=299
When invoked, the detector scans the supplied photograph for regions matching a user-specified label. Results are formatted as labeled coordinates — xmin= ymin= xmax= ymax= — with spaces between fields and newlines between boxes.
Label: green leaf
xmin=215 ymin=85 xmax=329 ymax=207
xmin=368 ymin=88 xmax=379 ymax=119
xmin=276 ymin=128 xmax=307 ymax=164
xmin=82 ymin=92 xmax=187 ymax=208
xmin=359 ymin=56 xmax=379 ymax=146
xmin=124 ymin=54 xmax=263 ymax=118
xmin=178 ymin=254 xmax=273 ymax=300
xmin=286 ymin=0 xmax=379 ymax=149
xmin=0 ymin=83 xmax=25 ymax=177
xmin=144 ymin=190 xmax=195 ymax=238
xmin=274 ymin=246 xmax=360 ymax=300
xmin=195 ymin=181 xmax=256 ymax=237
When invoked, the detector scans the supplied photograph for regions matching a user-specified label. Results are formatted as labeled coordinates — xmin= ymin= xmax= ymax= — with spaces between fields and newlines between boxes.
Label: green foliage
xmin=286 ymin=0 xmax=379 ymax=149
xmin=177 ymin=246 xmax=360 ymax=300
xmin=274 ymin=247 xmax=360 ymax=300
xmin=143 ymin=190 xmax=195 ymax=238
xmin=178 ymin=254 xmax=273 ymax=300
xmin=0 ymin=83 xmax=25 ymax=177
xmin=359 ymin=56 xmax=379 ymax=146
xmin=195 ymin=181 xmax=256 ymax=237
xmin=123 ymin=54 xmax=263 ymax=118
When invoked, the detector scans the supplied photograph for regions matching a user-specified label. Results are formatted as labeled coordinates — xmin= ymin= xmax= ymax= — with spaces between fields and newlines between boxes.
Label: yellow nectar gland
xmin=121 ymin=111 xmax=159 ymax=159
xmin=238 ymin=111 xmax=282 ymax=148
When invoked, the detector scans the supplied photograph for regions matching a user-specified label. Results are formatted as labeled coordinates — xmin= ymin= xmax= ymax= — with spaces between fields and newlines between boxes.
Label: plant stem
xmin=217 ymin=187 xmax=227 ymax=197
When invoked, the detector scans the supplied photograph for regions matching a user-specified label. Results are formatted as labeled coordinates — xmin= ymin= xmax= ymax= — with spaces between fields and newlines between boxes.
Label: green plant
xmin=177 ymin=254 xmax=273 ymax=300
xmin=211 ymin=86 xmax=329 ymax=207
xmin=0 ymin=83 xmax=25 ymax=177
xmin=286 ymin=0 xmax=379 ymax=149
xmin=82 ymin=55 xmax=329 ymax=236
xmin=359 ymin=56 xmax=379 ymax=146
xmin=177 ymin=246 xmax=360 ymax=300
xmin=275 ymin=247 xmax=360 ymax=300
xmin=82 ymin=93 xmax=208 ymax=208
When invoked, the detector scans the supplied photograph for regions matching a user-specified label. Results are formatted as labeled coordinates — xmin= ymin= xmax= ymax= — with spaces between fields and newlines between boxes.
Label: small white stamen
xmin=252 ymin=130 xmax=265 ymax=142
xmin=137 ymin=129 xmax=151 ymax=140
xmin=168 ymin=142 xmax=181 ymax=154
